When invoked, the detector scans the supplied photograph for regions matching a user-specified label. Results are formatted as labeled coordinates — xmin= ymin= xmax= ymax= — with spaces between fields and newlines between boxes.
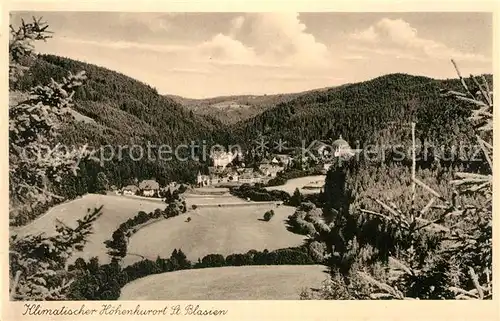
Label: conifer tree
xmin=9 ymin=16 xmax=102 ymax=301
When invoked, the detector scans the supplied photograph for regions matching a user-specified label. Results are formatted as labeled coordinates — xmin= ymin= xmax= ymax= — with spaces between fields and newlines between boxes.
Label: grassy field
xmin=265 ymin=175 xmax=326 ymax=195
xmin=119 ymin=265 xmax=328 ymax=300
xmin=187 ymin=187 xmax=230 ymax=195
xmin=124 ymin=203 xmax=304 ymax=265
xmin=11 ymin=194 xmax=165 ymax=264
xmin=12 ymin=193 xmax=304 ymax=267
xmin=184 ymin=194 xmax=245 ymax=207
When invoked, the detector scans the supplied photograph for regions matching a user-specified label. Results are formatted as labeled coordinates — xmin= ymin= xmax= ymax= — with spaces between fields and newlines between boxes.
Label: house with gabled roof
xmin=139 ymin=179 xmax=160 ymax=196
xmin=122 ymin=184 xmax=139 ymax=196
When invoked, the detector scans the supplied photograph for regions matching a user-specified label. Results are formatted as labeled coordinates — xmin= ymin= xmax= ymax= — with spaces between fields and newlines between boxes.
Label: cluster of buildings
xmin=210 ymin=150 xmax=243 ymax=168
xmin=121 ymin=180 xmax=177 ymax=196
xmin=118 ymin=136 xmax=358 ymax=193
xmin=196 ymin=161 xmax=286 ymax=187
xmin=196 ymin=154 xmax=292 ymax=187
xmin=196 ymin=135 xmax=357 ymax=187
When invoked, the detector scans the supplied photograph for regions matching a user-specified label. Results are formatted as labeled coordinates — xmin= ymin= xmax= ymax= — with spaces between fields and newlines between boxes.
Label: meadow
xmin=119 ymin=265 xmax=328 ymax=300
xmin=11 ymin=194 xmax=164 ymax=264
xmin=12 ymin=193 xmax=306 ymax=268
xmin=124 ymin=202 xmax=305 ymax=265
xmin=265 ymin=175 xmax=326 ymax=195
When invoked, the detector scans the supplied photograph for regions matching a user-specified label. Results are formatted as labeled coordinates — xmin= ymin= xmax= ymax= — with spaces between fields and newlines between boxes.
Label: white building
xmin=139 ymin=179 xmax=160 ymax=197
xmin=275 ymin=154 xmax=292 ymax=167
xmin=122 ymin=185 xmax=138 ymax=196
xmin=211 ymin=150 xmax=242 ymax=169
xmin=197 ymin=171 xmax=211 ymax=187
xmin=259 ymin=164 xmax=283 ymax=178
xmin=332 ymin=135 xmax=356 ymax=158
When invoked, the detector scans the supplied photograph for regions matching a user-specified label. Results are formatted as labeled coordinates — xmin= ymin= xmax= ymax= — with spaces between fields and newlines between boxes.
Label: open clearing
xmin=13 ymin=193 xmax=304 ymax=267
xmin=265 ymin=175 xmax=326 ymax=195
xmin=124 ymin=203 xmax=304 ymax=265
xmin=11 ymin=194 xmax=165 ymax=264
xmin=119 ymin=265 xmax=328 ymax=300
xmin=184 ymin=194 xmax=245 ymax=207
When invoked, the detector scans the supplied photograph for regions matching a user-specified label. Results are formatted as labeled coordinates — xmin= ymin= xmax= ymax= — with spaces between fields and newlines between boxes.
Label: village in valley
xmin=8 ymin=11 xmax=492 ymax=304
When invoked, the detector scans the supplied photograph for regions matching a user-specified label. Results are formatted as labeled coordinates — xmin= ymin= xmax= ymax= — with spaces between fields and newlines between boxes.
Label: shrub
xmin=229 ymin=185 xmax=290 ymax=202
xmin=198 ymin=254 xmax=226 ymax=268
xmin=300 ymin=271 xmax=371 ymax=300
xmin=289 ymin=188 xmax=303 ymax=206
xmin=287 ymin=206 xmax=320 ymax=236
xmin=263 ymin=210 xmax=275 ymax=221
xmin=308 ymin=241 xmax=327 ymax=263
xmin=178 ymin=184 xmax=188 ymax=193
xmin=225 ymin=253 xmax=253 ymax=266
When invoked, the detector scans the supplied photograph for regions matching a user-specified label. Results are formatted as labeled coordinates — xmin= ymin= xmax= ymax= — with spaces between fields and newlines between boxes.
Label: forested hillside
xmin=10 ymin=51 xmax=492 ymax=227
xmin=167 ymin=88 xmax=329 ymax=124
xmin=13 ymin=54 xmax=223 ymax=146
xmin=10 ymin=54 xmax=228 ymax=225
xmin=229 ymin=73 xmax=492 ymax=150
xmin=12 ymin=54 xmax=231 ymax=187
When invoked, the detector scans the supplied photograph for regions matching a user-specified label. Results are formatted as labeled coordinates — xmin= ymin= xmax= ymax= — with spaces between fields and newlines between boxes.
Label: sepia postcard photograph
xmin=2 ymin=2 xmax=498 ymax=320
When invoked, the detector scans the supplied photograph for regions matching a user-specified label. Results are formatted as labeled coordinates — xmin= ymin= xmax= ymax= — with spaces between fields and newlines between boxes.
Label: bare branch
xmin=455 ymin=96 xmax=489 ymax=107
xmin=10 ymin=270 xmax=22 ymax=300
xmin=414 ymin=217 xmax=450 ymax=233
xmin=476 ymin=135 xmax=492 ymax=171
xmin=389 ymin=257 xmax=414 ymax=275
xmin=418 ymin=197 xmax=436 ymax=217
xmin=413 ymin=177 xmax=445 ymax=200
xmin=358 ymin=271 xmax=404 ymax=299
xmin=468 ymin=267 xmax=484 ymax=300
xmin=481 ymin=75 xmax=492 ymax=98
xmin=476 ymin=136 xmax=493 ymax=150
xmin=471 ymin=75 xmax=492 ymax=106
xmin=449 ymin=286 xmax=479 ymax=299
xmin=451 ymin=59 xmax=475 ymax=99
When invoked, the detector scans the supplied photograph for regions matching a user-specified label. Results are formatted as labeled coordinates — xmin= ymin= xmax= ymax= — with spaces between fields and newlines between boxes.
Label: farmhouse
xmin=275 ymin=154 xmax=293 ymax=167
xmin=239 ymin=173 xmax=255 ymax=184
xmin=197 ymin=171 xmax=211 ymax=187
xmin=197 ymin=168 xmax=240 ymax=187
xmin=228 ymin=171 xmax=239 ymax=182
xmin=139 ymin=179 xmax=160 ymax=197
xmin=122 ymin=185 xmax=139 ymax=196
xmin=258 ymin=164 xmax=283 ymax=178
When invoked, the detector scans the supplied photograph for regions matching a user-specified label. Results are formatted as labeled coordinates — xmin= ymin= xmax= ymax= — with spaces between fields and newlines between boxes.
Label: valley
xmin=9 ymin=16 xmax=492 ymax=302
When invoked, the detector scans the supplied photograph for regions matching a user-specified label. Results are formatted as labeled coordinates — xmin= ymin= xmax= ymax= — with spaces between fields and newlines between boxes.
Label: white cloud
xmin=56 ymin=34 xmax=285 ymax=68
xmin=57 ymin=37 xmax=190 ymax=53
xmin=350 ymin=18 xmax=489 ymax=63
xmin=197 ymin=33 xmax=258 ymax=65
xmin=52 ymin=13 xmax=334 ymax=71
xmin=167 ymin=67 xmax=212 ymax=74
xmin=350 ymin=26 xmax=378 ymax=43
xmin=230 ymin=16 xmax=245 ymax=35
xmin=238 ymin=13 xmax=332 ymax=68
xmin=116 ymin=13 xmax=171 ymax=33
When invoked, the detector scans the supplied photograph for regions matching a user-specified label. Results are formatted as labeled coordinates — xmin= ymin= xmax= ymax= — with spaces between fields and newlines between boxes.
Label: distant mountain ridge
xmin=11 ymin=54 xmax=226 ymax=188
xmin=224 ymin=72 xmax=493 ymax=150
xmin=14 ymin=53 xmax=492 ymax=162
xmin=13 ymin=54 xmax=223 ymax=147
xmin=166 ymin=87 xmax=333 ymax=124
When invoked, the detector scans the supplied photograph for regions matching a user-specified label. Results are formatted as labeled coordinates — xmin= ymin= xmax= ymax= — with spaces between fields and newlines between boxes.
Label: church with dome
xmin=331 ymin=135 xmax=355 ymax=158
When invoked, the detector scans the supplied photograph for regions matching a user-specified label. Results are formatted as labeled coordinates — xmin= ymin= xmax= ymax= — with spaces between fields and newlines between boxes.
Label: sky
xmin=11 ymin=12 xmax=493 ymax=98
